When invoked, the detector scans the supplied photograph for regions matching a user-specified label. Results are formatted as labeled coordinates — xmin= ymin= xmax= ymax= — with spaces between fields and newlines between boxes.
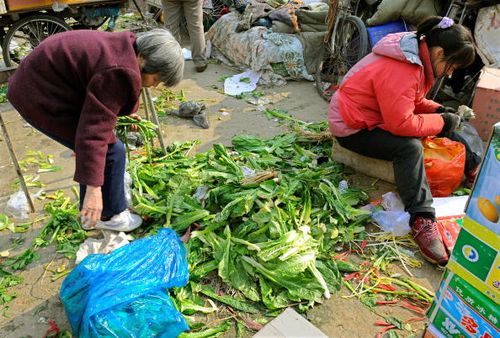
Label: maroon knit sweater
xmin=8 ymin=30 xmax=141 ymax=187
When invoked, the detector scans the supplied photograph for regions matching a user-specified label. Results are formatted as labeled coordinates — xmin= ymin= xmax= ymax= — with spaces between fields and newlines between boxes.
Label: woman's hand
xmin=435 ymin=106 xmax=457 ymax=114
xmin=439 ymin=113 xmax=461 ymax=136
xmin=129 ymin=113 xmax=142 ymax=132
xmin=81 ymin=185 xmax=103 ymax=229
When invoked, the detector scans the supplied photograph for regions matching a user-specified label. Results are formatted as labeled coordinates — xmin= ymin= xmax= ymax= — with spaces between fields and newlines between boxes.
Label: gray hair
xmin=136 ymin=29 xmax=184 ymax=87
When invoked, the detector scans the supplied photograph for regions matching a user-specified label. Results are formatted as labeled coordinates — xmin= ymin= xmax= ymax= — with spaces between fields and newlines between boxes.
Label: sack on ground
xmin=60 ymin=229 xmax=189 ymax=337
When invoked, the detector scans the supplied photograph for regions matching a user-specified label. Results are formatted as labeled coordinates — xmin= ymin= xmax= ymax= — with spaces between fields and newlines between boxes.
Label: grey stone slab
xmin=254 ymin=308 xmax=328 ymax=338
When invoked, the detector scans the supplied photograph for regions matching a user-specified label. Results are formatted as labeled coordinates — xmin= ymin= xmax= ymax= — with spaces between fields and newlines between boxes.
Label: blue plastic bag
xmin=60 ymin=229 xmax=189 ymax=337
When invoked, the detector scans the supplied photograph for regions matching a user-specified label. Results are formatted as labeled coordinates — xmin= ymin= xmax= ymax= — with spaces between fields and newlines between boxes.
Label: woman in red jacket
xmin=8 ymin=29 xmax=184 ymax=232
xmin=328 ymin=17 xmax=476 ymax=265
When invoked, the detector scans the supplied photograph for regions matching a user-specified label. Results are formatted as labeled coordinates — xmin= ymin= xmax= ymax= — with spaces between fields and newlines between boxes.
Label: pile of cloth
xmin=206 ymin=1 xmax=328 ymax=85
xmin=236 ymin=0 xmax=329 ymax=33
xmin=366 ymin=0 xmax=441 ymax=26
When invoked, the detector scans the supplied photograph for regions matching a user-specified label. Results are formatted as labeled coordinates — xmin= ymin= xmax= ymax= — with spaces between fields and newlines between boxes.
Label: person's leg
xmin=79 ymin=140 xmax=127 ymax=219
xmin=337 ymin=129 xmax=434 ymax=216
xmin=183 ymin=0 xmax=207 ymax=71
xmin=337 ymin=129 xmax=448 ymax=265
xmin=101 ymin=140 xmax=127 ymax=219
xmin=86 ymin=140 xmax=142 ymax=232
xmin=447 ymin=130 xmax=481 ymax=187
xmin=162 ymin=0 xmax=183 ymax=42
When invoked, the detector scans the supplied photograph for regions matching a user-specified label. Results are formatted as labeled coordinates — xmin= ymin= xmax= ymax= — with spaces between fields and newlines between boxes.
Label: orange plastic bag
xmin=422 ymin=137 xmax=466 ymax=197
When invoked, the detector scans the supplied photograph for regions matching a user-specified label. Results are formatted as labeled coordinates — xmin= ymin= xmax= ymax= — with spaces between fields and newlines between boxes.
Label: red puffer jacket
xmin=328 ymin=32 xmax=443 ymax=138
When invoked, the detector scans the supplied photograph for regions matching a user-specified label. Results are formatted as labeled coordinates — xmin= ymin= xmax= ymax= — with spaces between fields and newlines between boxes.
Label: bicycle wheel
xmin=2 ymin=14 xmax=71 ymax=67
xmin=316 ymin=15 xmax=368 ymax=101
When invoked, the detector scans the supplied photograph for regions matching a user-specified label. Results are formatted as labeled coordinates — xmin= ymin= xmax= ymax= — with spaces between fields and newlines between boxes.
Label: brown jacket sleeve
xmin=74 ymin=67 xmax=141 ymax=186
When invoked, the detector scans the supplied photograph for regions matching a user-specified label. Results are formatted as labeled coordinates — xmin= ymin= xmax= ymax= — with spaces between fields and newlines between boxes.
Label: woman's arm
xmin=374 ymin=64 xmax=444 ymax=137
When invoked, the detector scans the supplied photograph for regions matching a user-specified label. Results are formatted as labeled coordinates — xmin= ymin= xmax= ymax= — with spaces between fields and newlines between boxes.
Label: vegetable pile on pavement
xmin=1 ymin=113 xmax=432 ymax=337
xmin=124 ymin=121 xmax=373 ymax=335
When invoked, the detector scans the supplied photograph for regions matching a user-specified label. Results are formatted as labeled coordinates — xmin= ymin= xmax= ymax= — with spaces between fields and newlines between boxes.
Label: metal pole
xmin=141 ymin=90 xmax=151 ymax=121
xmin=144 ymin=88 xmax=167 ymax=155
xmin=140 ymin=90 xmax=155 ymax=151
xmin=131 ymin=0 xmax=146 ymax=21
xmin=0 ymin=113 xmax=35 ymax=213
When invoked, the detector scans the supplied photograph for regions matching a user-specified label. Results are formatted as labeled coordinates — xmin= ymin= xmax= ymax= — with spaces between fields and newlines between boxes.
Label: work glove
xmin=435 ymin=106 xmax=456 ymax=114
xmin=439 ymin=113 xmax=461 ymax=136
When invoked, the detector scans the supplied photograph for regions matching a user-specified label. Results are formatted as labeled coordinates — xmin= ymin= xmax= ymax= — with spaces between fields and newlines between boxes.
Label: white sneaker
xmin=95 ymin=210 xmax=143 ymax=232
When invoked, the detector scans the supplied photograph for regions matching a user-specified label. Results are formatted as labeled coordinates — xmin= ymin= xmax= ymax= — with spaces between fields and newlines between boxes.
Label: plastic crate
xmin=366 ymin=19 xmax=408 ymax=47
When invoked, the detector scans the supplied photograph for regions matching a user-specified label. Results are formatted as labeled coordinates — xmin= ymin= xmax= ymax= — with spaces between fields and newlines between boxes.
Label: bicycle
xmin=315 ymin=0 xmax=369 ymax=102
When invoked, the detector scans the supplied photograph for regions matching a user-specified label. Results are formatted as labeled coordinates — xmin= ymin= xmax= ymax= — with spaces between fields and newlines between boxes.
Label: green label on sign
xmin=448 ymin=274 xmax=499 ymax=328
xmin=433 ymin=309 xmax=468 ymax=337
xmin=451 ymin=229 xmax=497 ymax=281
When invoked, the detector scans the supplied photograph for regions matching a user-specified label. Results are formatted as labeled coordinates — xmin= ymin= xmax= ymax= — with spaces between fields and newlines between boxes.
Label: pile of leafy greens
xmin=125 ymin=122 xmax=370 ymax=335
xmin=1 ymin=120 xmax=371 ymax=336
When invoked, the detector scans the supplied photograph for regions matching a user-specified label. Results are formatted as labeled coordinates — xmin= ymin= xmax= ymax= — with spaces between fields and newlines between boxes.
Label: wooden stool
xmin=331 ymin=138 xmax=395 ymax=183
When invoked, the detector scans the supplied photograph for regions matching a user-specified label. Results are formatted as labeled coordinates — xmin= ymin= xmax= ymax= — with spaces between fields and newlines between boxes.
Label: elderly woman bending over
xmin=8 ymin=29 xmax=184 ymax=232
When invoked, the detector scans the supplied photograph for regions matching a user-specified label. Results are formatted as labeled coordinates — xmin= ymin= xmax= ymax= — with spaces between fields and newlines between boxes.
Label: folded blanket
xmin=272 ymin=21 xmax=295 ymax=33
xmin=300 ymin=23 xmax=327 ymax=32
xmin=207 ymin=13 xmax=313 ymax=84
xmin=296 ymin=31 xmax=324 ymax=74
xmin=296 ymin=6 xmax=328 ymax=25
xmin=366 ymin=0 xmax=440 ymax=26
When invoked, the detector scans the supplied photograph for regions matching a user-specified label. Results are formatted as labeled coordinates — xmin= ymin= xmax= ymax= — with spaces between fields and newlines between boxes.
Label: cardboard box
xmin=427 ymin=271 xmax=499 ymax=338
xmin=471 ymin=68 xmax=500 ymax=141
xmin=437 ymin=216 xmax=462 ymax=254
xmin=429 ymin=123 xmax=500 ymax=338
xmin=464 ymin=122 xmax=500 ymax=235
xmin=447 ymin=217 xmax=499 ymax=304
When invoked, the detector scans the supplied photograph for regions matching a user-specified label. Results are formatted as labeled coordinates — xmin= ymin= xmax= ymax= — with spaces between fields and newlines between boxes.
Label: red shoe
xmin=411 ymin=216 xmax=449 ymax=266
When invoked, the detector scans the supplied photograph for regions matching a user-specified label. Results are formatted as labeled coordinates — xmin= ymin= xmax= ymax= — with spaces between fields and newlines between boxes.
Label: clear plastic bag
xmin=124 ymin=171 xmax=133 ymax=207
xmin=381 ymin=191 xmax=405 ymax=211
xmin=60 ymin=229 xmax=189 ymax=337
xmin=455 ymin=122 xmax=484 ymax=159
xmin=372 ymin=210 xmax=411 ymax=236
xmin=5 ymin=190 xmax=29 ymax=220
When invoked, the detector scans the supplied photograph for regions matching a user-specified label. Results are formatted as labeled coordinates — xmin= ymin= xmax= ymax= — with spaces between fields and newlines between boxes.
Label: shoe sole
xmin=418 ymin=249 xmax=448 ymax=267
xmin=95 ymin=222 xmax=142 ymax=232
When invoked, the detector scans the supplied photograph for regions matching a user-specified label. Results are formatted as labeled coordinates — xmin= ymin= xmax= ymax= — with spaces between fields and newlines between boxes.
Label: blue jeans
xmin=25 ymin=120 xmax=127 ymax=219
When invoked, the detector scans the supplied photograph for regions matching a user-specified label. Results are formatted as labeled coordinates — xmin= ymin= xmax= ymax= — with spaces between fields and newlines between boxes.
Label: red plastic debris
xmin=43 ymin=320 xmax=60 ymax=338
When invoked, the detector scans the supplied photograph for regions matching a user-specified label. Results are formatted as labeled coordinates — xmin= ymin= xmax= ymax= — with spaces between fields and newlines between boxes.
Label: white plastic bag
xmin=455 ymin=122 xmax=484 ymax=159
xmin=5 ymin=190 xmax=29 ymax=220
xmin=124 ymin=171 xmax=133 ymax=207
xmin=381 ymin=191 xmax=405 ymax=211
xmin=224 ymin=70 xmax=261 ymax=96
xmin=338 ymin=180 xmax=348 ymax=193
xmin=475 ymin=5 xmax=500 ymax=67
xmin=372 ymin=191 xmax=410 ymax=236
xmin=76 ymin=230 xmax=133 ymax=264
xmin=372 ymin=210 xmax=411 ymax=236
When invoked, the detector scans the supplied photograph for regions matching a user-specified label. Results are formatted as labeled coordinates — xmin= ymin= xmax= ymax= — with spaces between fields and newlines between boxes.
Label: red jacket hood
xmin=372 ymin=32 xmax=435 ymax=89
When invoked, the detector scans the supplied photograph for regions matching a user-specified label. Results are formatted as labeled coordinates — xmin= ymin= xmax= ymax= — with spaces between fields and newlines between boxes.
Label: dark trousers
xmin=337 ymin=129 xmax=479 ymax=219
xmin=25 ymin=121 xmax=127 ymax=219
